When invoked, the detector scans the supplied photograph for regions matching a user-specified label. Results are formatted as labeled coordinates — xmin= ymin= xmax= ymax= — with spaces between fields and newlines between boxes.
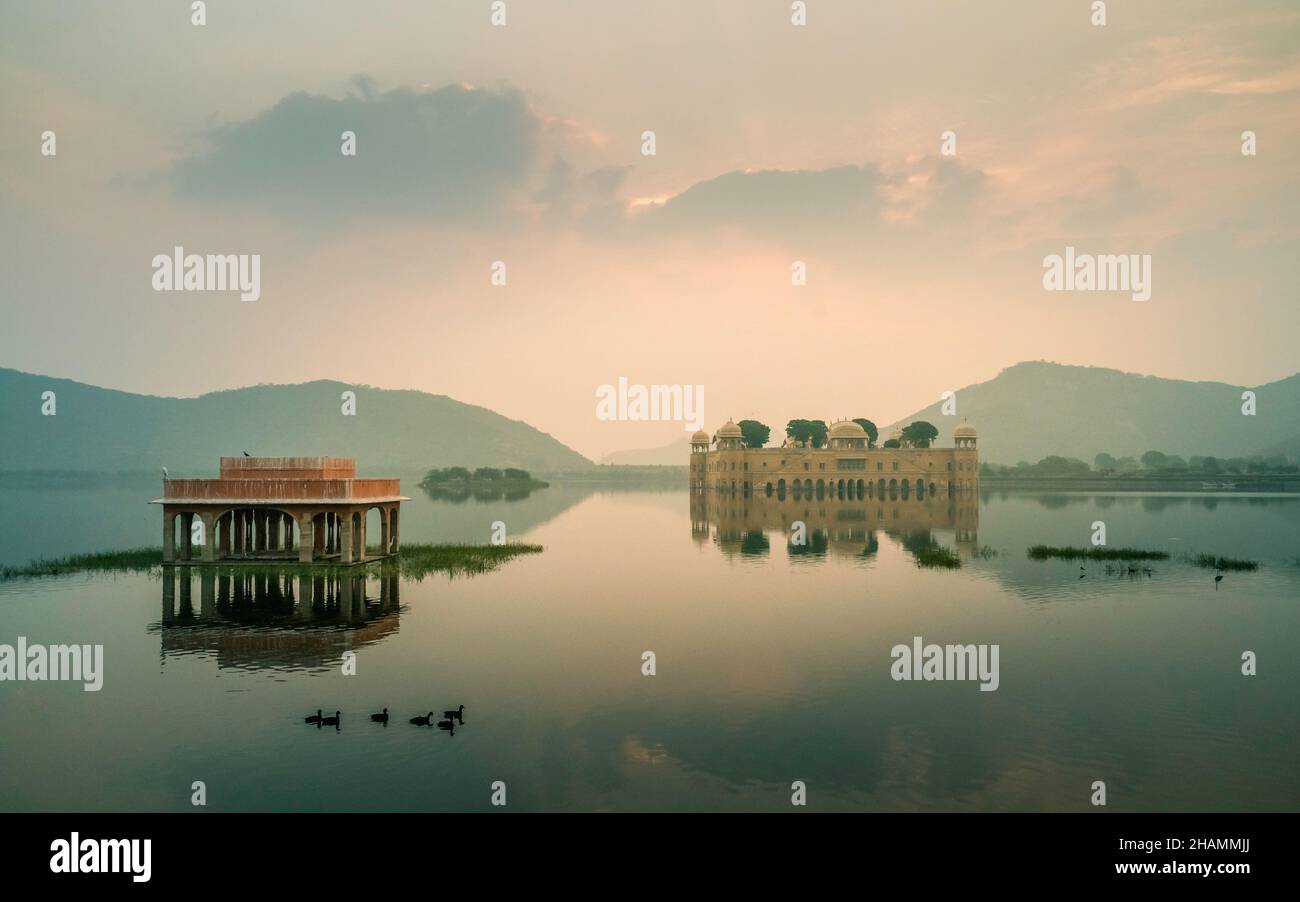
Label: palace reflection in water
xmin=152 ymin=565 xmax=401 ymax=671
xmin=691 ymin=490 xmax=979 ymax=560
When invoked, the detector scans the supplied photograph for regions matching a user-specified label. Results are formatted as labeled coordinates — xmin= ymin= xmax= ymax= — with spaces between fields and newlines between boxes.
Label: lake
xmin=1 ymin=477 xmax=1298 ymax=811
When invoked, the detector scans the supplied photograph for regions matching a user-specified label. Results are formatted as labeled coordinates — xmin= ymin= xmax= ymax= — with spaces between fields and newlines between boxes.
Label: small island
xmin=419 ymin=467 xmax=550 ymax=502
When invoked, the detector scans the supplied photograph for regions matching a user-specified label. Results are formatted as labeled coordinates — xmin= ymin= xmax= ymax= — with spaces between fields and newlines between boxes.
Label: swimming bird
xmin=409 ymin=712 xmax=434 ymax=726
xmin=304 ymin=709 xmax=323 ymax=724
xmin=437 ymin=718 xmax=455 ymax=735
xmin=321 ymin=710 xmax=340 ymax=727
xmin=370 ymin=708 xmax=388 ymax=723
xmin=443 ymin=705 xmax=464 ymax=724
xmin=1215 ymin=573 xmax=1224 ymax=590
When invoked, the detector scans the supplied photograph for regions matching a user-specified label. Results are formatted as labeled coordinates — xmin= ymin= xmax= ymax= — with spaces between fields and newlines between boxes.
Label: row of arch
xmin=163 ymin=505 xmax=400 ymax=563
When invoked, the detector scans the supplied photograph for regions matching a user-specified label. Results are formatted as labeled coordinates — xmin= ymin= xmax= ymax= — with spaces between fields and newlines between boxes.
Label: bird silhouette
xmin=321 ymin=711 xmax=340 ymax=728
xmin=370 ymin=708 xmax=388 ymax=724
xmin=437 ymin=718 xmax=455 ymax=735
xmin=409 ymin=712 xmax=434 ymax=726
xmin=1215 ymin=573 xmax=1224 ymax=590
xmin=304 ymin=709 xmax=323 ymax=725
xmin=242 ymin=450 xmax=250 ymax=457
xmin=443 ymin=705 xmax=464 ymax=724
xmin=162 ymin=466 xmax=169 ymax=479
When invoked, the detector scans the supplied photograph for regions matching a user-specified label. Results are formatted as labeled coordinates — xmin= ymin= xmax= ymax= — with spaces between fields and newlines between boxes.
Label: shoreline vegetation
xmin=0 ymin=542 xmax=542 ymax=582
xmin=983 ymin=451 xmax=1299 ymax=493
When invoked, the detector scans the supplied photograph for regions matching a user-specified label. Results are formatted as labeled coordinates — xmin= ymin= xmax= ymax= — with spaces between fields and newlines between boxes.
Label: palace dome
xmin=691 ymin=429 xmax=710 ymax=444
xmin=829 ymin=420 xmax=868 ymax=438
xmin=717 ymin=420 xmax=743 ymax=438
xmin=954 ymin=423 xmax=977 ymax=438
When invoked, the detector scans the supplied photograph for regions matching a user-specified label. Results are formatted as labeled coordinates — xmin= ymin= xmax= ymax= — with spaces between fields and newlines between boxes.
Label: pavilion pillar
xmin=180 ymin=512 xmax=194 ymax=561
xmin=163 ymin=512 xmax=175 ymax=563
xmin=200 ymin=512 xmax=216 ymax=562
xmin=379 ymin=509 xmax=390 ymax=557
xmin=298 ymin=514 xmax=314 ymax=564
xmin=313 ymin=514 xmax=325 ymax=555
xmin=340 ymin=514 xmax=355 ymax=564
xmin=233 ymin=511 xmax=244 ymax=556
xmin=390 ymin=506 xmax=400 ymax=553
xmin=357 ymin=512 xmax=367 ymax=559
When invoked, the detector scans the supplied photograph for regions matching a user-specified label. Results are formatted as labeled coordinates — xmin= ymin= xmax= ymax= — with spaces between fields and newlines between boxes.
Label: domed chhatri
xmin=714 ymin=419 xmax=744 ymax=451
xmin=953 ymin=422 xmax=977 ymax=449
xmin=829 ymin=420 xmax=868 ymax=437
xmin=688 ymin=418 xmax=979 ymax=501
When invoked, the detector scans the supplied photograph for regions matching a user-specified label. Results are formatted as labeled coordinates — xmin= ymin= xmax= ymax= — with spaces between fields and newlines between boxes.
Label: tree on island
xmin=901 ymin=421 xmax=939 ymax=448
xmin=786 ymin=419 xmax=829 ymax=448
xmin=853 ymin=418 xmax=879 ymax=447
xmin=1094 ymin=452 xmax=1117 ymax=471
xmin=473 ymin=467 xmax=503 ymax=481
xmin=738 ymin=419 xmax=771 ymax=449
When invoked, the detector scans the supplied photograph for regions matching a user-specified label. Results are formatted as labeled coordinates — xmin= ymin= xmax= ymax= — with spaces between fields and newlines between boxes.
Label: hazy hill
xmin=0 ymin=368 xmax=592 ymax=474
xmin=599 ymin=436 xmax=692 ymax=466
xmin=882 ymin=362 xmax=1300 ymax=464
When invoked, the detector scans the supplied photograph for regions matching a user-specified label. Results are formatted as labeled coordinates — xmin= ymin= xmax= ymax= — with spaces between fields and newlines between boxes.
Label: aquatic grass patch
xmin=394 ymin=542 xmax=542 ymax=581
xmin=0 ymin=548 xmax=162 ymax=580
xmin=0 ymin=543 xmax=542 ymax=582
xmin=1181 ymin=553 xmax=1259 ymax=572
xmin=1027 ymin=545 xmax=1169 ymax=562
xmin=973 ymin=545 xmax=999 ymax=559
xmin=914 ymin=546 xmax=962 ymax=569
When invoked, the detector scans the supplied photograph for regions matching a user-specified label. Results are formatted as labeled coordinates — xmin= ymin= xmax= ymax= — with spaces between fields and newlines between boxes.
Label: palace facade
xmin=689 ymin=419 xmax=979 ymax=502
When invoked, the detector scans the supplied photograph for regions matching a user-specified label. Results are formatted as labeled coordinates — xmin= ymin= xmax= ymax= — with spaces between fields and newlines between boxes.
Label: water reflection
xmin=692 ymin=493 xmax=978 ymax=561
xmin=151 ymin=566 xmax=401 ymax=672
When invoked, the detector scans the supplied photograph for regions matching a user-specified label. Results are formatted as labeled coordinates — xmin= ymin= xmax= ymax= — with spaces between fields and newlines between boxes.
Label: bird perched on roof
xmin=162 ymin=466 xmax=169 ymax=479
xmin=242 ymin=450 xmax=250 ymax=457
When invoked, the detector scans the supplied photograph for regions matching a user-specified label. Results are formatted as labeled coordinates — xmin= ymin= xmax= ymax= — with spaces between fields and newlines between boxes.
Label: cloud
xmin=638 ymin=165 xmax=893 ymax=236
xmin=170 ymin=81 xmax=540 ymax=222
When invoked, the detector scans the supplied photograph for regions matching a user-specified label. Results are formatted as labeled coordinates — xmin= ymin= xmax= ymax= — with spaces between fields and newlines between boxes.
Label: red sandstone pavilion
xmin=151 ymin=457 xmax=408 ymax=565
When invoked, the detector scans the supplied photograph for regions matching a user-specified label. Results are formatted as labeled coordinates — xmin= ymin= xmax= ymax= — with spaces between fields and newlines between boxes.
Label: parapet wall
xmin=219 ymin=457 xmax=357 ymax=480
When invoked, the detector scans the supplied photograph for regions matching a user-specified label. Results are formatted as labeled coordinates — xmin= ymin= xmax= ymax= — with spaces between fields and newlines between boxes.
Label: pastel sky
xmin=2 ymin=1 xmax=1298 ymax=459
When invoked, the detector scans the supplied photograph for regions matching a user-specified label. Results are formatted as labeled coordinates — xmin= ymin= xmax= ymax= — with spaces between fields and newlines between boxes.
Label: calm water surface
xmin=1 ymin=479 xmax=1298 ymax=811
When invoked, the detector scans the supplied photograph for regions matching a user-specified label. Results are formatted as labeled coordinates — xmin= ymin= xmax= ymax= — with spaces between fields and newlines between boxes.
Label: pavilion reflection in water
xmin=690 ymin=492 xmax=979 ymax=560
xmin=152 ymin=565 xmax=401 ymax=671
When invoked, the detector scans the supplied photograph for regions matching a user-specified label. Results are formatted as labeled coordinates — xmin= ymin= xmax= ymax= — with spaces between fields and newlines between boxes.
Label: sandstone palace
xmin=690 ymin=419 xmax=979 ymax=501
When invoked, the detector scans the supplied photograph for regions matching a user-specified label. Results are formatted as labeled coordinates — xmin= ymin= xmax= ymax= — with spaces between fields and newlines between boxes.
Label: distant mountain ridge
xmin=599 ymin=436 xmax=692 ymax=466
xmin=0 ymin=368 xmax=592 ymax=474
xmin=882 ymin=361 xmax=1300 ymax=464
